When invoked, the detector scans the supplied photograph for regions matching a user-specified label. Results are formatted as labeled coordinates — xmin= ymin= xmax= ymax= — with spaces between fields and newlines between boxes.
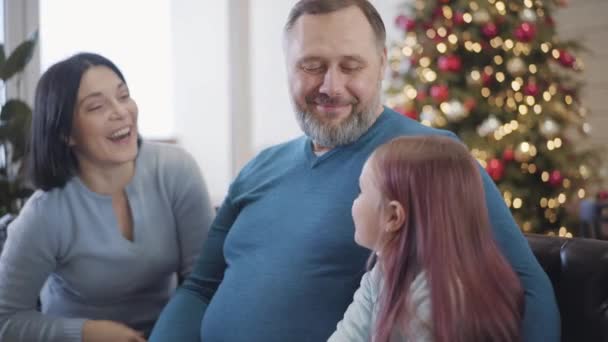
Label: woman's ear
xmin=63 ymin=134 xmax=75 ymax=147
xmin=384 ymin=200 xmax=405 ymax=233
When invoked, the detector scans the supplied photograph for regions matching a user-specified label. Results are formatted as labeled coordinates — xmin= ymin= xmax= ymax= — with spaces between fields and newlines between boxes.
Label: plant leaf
xmin=0 ymin=99 xmax=31 ymax=122
xmin=0 ymin=31 xmax=38 ymax=81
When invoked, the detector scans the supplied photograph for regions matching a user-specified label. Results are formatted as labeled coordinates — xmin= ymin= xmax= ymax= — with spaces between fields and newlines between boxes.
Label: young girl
xmin=329 ymin=135 xmax=524 ymax=342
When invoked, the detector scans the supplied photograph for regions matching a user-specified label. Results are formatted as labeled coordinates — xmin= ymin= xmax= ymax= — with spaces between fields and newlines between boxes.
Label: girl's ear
xmin=383 ymin=200 xmax=406 ymax=233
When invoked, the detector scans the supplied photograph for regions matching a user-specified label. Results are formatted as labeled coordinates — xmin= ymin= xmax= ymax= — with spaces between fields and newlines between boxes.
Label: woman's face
xmin=69 ymin=66 xmax=139 ymax=169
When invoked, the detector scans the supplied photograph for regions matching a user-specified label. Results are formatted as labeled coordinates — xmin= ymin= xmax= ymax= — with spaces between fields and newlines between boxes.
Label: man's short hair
xmin=284 ymin=0 xmax=386 ymax=50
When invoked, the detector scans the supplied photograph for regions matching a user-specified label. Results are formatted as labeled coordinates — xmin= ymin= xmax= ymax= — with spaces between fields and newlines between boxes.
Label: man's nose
xmin=318 ymin=67 xmax=347 ymax=97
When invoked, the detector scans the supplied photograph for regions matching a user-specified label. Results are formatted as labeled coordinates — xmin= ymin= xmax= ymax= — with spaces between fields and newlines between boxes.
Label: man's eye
xmin=342 ymin=64 xmax=361 ymax=72
xmin=302 ymin=64 xmax=323 ymax=72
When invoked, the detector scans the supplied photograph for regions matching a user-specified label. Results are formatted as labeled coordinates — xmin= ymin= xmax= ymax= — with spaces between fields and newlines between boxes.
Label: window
xmin=1 ymin=0 xmax=6 ymax=169
xmin=39 ymin=0 xmax=175 ymax=139
xmin=0 ymin=0 xmax=5 ymax=106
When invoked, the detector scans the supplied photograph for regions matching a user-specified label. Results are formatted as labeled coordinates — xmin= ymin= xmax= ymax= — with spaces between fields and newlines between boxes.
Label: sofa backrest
xmin=526 ymin=234 xmax=608 ymax=342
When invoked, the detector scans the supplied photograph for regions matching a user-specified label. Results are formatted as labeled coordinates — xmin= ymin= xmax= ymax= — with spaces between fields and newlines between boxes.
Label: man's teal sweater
xmin=150 ymin=107 xmax=559 ymax=342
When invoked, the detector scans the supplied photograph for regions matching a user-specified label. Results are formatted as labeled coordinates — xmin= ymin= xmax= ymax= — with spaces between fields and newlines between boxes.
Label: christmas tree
xmin=385 ymin=0 xmax=604 ymax=235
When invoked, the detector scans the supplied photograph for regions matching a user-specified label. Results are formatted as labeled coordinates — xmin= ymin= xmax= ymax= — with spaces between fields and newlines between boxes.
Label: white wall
xmin=250 ymin=0 xmax=300 ymax=153
xmin=0 ymin=0 xmax=4 ymax=43
xmin=170 ymin=2 xmax=231 ymax=206
xmin=39 ymin=0 xmax=176 ymax=140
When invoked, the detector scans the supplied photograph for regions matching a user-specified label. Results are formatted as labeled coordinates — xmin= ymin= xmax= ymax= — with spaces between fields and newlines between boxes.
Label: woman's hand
xmin=82 ymin=320 xmax=146 ymax=342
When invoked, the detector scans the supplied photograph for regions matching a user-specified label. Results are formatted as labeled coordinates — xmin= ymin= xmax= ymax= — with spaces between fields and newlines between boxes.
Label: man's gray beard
xmin=294 ymin=95 xmax=381 ymax=148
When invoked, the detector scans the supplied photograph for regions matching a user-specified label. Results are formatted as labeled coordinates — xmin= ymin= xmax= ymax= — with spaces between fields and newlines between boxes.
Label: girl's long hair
xmin=370 ymin=135 xmax=524 ymax=342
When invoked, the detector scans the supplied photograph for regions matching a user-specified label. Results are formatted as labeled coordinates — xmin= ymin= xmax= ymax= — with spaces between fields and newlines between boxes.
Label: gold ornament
xmin=420 ymin=106 xmax=446 ymax=127
xmin=539 ymin=119 xmax=560 ymax=139
xmin=441 ymin=100 xmax=468 ymax=122
xmin=506 ymin=57 xmax=527 ymax=76
xmin=473 ymin=9 xmax=491 ymax=24
xmin=467 ymin=69 xmax=483 ymax=86
xmin=477 ymin=115 xmax=502 ymax=137
xmin=520 ymin=8 xmax=537 ymax=22
xmin=514 ymin=141 xmax=537 ymax=162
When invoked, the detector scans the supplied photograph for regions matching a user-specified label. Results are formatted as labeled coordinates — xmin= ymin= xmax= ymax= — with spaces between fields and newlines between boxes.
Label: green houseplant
xmin=0 ymin=32 xmax=38 ymax=217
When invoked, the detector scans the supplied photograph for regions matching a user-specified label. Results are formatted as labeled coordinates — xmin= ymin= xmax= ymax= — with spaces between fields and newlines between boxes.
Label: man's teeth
xmin=110 ymin=127 xmax=130 ymax=139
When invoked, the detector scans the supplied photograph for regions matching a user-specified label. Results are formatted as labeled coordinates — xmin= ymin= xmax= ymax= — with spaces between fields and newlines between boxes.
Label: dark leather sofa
xmin=526 ymin=234 xmax=608 ymax=341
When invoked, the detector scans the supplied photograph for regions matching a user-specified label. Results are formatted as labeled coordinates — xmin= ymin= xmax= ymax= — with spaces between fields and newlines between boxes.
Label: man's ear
xmin=384 ymin=200 xmax=405 ymax=233
xmin=379 ymin=46 xmax=388 ymax=80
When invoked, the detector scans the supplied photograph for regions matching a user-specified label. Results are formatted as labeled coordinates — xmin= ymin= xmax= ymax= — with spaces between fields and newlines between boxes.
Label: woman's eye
xmin=86 ymin=104 xmax=103 ymax=112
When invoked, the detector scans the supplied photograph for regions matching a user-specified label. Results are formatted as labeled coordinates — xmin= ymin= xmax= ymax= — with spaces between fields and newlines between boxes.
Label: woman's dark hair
xmin=29 ymin=52 xmax=127 ymax=191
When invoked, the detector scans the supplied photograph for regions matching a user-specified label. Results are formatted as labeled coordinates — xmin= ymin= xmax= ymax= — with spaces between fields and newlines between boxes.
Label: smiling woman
xmin=0 ymin=53 xmax=215 ymax=342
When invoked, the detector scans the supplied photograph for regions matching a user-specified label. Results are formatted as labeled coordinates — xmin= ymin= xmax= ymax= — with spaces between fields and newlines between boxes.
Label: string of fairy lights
xmin=385 ymin=0 xmax=599 ymax=236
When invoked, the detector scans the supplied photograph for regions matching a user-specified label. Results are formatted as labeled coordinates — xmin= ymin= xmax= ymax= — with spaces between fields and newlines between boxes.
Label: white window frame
xmin=4 ymin=0 xmax=40 ymax=107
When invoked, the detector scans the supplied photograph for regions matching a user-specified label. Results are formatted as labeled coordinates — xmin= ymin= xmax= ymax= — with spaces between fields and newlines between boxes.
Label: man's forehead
xmin=288 ymin=6 xmax=375 ymax=42
xmin=287 ymin=24 xmax=376 ymax=58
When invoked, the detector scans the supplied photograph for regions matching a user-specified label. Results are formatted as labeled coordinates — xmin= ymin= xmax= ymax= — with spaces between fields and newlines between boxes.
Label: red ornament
xmin=430 ymin=85 xmax=450 ymax=103
xmin=432 ymin=35 xmax=445 ymax=44
xmin=432 ymin=7 xmax=444 ymax=19
xmin=464 ymin=98 xmax=477 ymax=112
xmin=394 ymin=106 xmax=418 ymax=121
xmin=416 ymin=89 xmax=427 ymax=101
xmin=558 ymin=50 xmax=575 ymax=68
xmin=502 ymin=149 xmax=515 ymax=162
xmin=486 ymin=158 xmax=505 ymax=181
xmin=524 ymin=82 xmax=540 ymax=97
xmin=438 ymin=55 xmax=462 ymax=72
xmin=545 ymin=15 xmax=555 ymax=27
xmin=395 ymin=15 xmax=416 ymax=31
xmin=482 ymin=22 xmax=499 ymax=39
xmin=549 ymin=170 xmax=564 ymax=187
xmin=404 ymin=110 xmax=419 ymax=120
xmin=514 ymin=22 xmax=537 ymax=42
xmin=482 ymin=71 xmax=493 ymax=87
xmin=454 ymin=11 xmax=465 ymax=25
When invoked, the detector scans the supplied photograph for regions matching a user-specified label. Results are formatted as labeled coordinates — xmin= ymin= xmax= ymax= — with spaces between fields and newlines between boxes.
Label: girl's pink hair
xmin=370 ymin=135 xmax=523 ymax=342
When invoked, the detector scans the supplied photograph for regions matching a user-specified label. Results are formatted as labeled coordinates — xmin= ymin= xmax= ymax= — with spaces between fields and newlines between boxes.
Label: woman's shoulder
xmin=19 ymin=188 xmax=67 ymax=217
xmin=7 ymin=189 xmax=65 ymax=236
xmin=139 ymin=141 xmax=201 ymax=174
xmin=135 ymin=141 xmax=204 ymax=188
xmin=138 ymin=141 xmax=194 ymax=166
